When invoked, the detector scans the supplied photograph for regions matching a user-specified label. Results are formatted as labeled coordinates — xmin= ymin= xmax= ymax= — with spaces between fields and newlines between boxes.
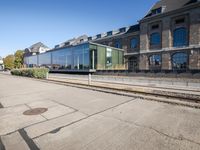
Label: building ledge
xmin=125 ymin=45 xmax=200 ymax=56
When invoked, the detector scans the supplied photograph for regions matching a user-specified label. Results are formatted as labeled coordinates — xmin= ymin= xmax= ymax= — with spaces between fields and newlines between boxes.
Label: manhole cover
xmin=23 ymin=108 xmax=48 ymax=115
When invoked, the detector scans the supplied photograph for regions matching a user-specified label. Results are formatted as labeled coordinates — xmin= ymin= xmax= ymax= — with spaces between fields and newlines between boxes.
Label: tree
xmin=3 ymin=55 xmax=15 ymax=70
xmin=14 ymin=50 xmax=24 ymax=68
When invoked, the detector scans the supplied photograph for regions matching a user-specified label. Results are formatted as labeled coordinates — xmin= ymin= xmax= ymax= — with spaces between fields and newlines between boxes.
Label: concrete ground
xmin=1 ymin=74 xmax=200 ymax=150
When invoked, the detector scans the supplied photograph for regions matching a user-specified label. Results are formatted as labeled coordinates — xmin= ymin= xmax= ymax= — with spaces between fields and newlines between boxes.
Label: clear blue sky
xmin=0 ymin=0 xmax=157 ymax=57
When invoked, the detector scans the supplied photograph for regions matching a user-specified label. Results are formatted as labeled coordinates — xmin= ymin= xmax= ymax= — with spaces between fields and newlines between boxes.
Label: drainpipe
xmin=92 ymin=50 xmax=95 ymax=70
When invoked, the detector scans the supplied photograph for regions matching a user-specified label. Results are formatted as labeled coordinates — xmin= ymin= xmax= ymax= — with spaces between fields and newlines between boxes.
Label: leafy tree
xmin=14 ymin=50 xmax=24 ymax=68
xmin=3 ymin=55 xmax=15 ymax=70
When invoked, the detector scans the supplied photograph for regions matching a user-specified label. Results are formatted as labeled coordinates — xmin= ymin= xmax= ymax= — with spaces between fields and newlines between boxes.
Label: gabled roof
xmin=28 ymin=42 xmax=49 ymax=53
xmin=145 ymin=0 xmax=198 ymax=18
xmin=57 ymin=35 xmax=88 ymax=48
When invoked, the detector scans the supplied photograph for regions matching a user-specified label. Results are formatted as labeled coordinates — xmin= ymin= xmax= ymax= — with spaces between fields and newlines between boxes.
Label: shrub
xmin=11 ymin=68 xmax=49 ymax=79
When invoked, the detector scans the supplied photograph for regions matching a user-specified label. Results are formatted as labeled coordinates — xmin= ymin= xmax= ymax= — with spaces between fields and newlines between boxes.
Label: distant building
xmin=55 ymin=35 xmax=88 ymax=49
xmin=0 ymin=56 xmax=4 ymax=70
xmin=24 ymin=42 xmax=50 ymax=57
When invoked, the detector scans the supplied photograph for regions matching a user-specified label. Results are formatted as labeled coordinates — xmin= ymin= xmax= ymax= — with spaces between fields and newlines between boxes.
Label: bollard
xmin=88 ymin=73 xmax=91 ymax=85
xmin=46 ymin=72 xmax=49 ymax=79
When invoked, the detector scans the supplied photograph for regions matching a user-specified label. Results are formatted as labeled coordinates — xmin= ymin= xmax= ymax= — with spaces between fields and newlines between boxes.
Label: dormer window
xmin=107 ymin=31 xmax=112 ymax=36
xmin=55 ymin=45 xmax=59 ymax=48
xmin=115 ymin=40 xmax=121 ymax=48
xmin=119 ymin=28 xmax=126 ymax=33
xmin=151 ymin=7 xmax=162 ymax=15
xmin=64 ymin=42 xmax=70 ymax=46
xmin=97 ymin=34 xmax=101 ymax=39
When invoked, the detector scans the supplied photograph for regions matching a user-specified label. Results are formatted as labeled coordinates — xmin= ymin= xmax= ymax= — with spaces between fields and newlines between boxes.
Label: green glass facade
xmin=24 ymin=42 xmax=124 ymax=72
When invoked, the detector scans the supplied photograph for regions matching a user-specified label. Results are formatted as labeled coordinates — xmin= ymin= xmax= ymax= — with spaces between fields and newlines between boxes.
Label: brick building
xmin=91 ymin=0 xmax=200 ymax=73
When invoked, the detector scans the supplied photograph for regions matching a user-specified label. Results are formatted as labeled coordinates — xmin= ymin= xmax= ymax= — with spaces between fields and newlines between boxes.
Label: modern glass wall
xmin=90 ymin=43 xmax=124 ymax=70
xmin=28 ymin=55 xmax=38 ymax=67
xmin=51 ymin=43 xmax=89 ymax=70
xmin=38 ymin=53 xmax=51 ymax=68
xmin=24 ymin=42 xmax=124 ymax=72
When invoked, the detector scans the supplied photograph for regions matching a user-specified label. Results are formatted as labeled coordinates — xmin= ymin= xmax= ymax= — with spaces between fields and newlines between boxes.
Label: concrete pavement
xmin=1 ymin=74 xmax=200 ymax=150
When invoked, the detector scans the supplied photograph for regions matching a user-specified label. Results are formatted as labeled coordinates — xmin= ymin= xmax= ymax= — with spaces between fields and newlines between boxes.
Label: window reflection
xmin=38 ymin=53 xmax=51 ymax=68
xmin=150 ymin=32 xmax=161 ymax=46
xmin=115 ymin=40 xmax=121 ymax=49
xmin=149 ymin=54 xmax=161 ymax=70
xmin=173 ymin=27 xmax=187 ymax=47
xmin=172 ymin=52 xmax=187 ymax=70
xmin=50 ymin=44 xmax=90 ymax=70
xmin=28 ymin=55 xmax=38 ymax=67
xmin=131 ymin=38 xmax=138 ymax=49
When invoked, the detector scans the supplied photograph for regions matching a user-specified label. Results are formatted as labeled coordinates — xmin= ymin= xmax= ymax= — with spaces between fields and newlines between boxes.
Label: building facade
xmin=91 ymin=0 xmax=200 ymax=74
xmin=24 ymin=0 xmax=200 ymax=75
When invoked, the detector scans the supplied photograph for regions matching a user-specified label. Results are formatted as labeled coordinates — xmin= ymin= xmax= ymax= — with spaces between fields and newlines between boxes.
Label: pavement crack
xmin=101 ymin=115 xmax=200 ymax=146
xmin=135 ymin=123 xmax=200 ymax=146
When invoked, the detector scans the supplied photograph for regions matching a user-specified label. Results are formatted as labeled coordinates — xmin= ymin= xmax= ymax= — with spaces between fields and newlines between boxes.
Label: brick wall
xmin=189 ymin=8 xmax=200 ymax=46
xmin=139 ymin=54 xmax=149 ymax=70
xmin=189 ymin=49 xmax=200 ymax=70
xmin=162 ymin=53 xmax=171 ymax=70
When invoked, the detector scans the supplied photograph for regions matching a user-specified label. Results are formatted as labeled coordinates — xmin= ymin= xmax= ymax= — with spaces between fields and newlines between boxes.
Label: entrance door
xmin=128 ymin=56 xmax=138 ymax=71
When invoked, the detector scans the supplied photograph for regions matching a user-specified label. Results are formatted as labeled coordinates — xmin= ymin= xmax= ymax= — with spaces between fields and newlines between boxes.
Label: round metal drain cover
xmin=23 ymin=108 xmax=48 ymax=116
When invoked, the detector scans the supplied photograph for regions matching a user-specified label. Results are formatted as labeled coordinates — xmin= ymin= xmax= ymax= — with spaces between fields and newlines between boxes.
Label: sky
xmin=0 ymin=0 xmax=157 ymax=57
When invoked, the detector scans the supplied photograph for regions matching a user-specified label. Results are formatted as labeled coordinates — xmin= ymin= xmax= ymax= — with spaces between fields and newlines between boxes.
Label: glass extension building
xmin=24 ymin=42 xmax=125 ymax=72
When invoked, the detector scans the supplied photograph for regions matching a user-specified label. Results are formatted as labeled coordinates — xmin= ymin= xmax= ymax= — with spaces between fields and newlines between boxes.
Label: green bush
xmin=11 ymin=68 xmax=49 ymax=79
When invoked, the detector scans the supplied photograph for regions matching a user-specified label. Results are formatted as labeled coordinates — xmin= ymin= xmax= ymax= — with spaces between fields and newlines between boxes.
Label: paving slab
xmin=1 ymin=131 xmax=30 ymax=150
xmin=0 ymin=105 xmax=45 ymax=135
xmin=45 ymin=87 xmax=134 ymax=115
xmin=34 ymin=115 xmax=122 ymax=150
xmin=34 ymin=114 xmax=200 ymax=150
xmin=101 ymin=99 xmax=200 ymax=146
xmin=25 ymin=112 xmax=87 ymax=139
xmin=27 ymin=100 xmax=75 ymax=120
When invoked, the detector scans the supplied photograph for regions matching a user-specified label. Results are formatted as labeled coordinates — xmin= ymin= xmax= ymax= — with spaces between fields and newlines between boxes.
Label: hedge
xmin=11 ymin=68 xmax=49 ymax=79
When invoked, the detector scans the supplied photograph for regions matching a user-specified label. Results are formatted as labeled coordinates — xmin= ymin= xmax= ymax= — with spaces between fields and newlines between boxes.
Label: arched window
xmin=172 ymin=52 xmax=188 ymax=70
xmin=150 ymin=33 xmax=161 ymax=46
xmin=115 ymin=40 xmax=121 ymax=49
xmin=130 ymin=38 xmax=138 ymax=49
xmin=173 ymin=27 xmax=187 ymax=47
xmin=149 ymin=54 xmax=161 ymax=69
